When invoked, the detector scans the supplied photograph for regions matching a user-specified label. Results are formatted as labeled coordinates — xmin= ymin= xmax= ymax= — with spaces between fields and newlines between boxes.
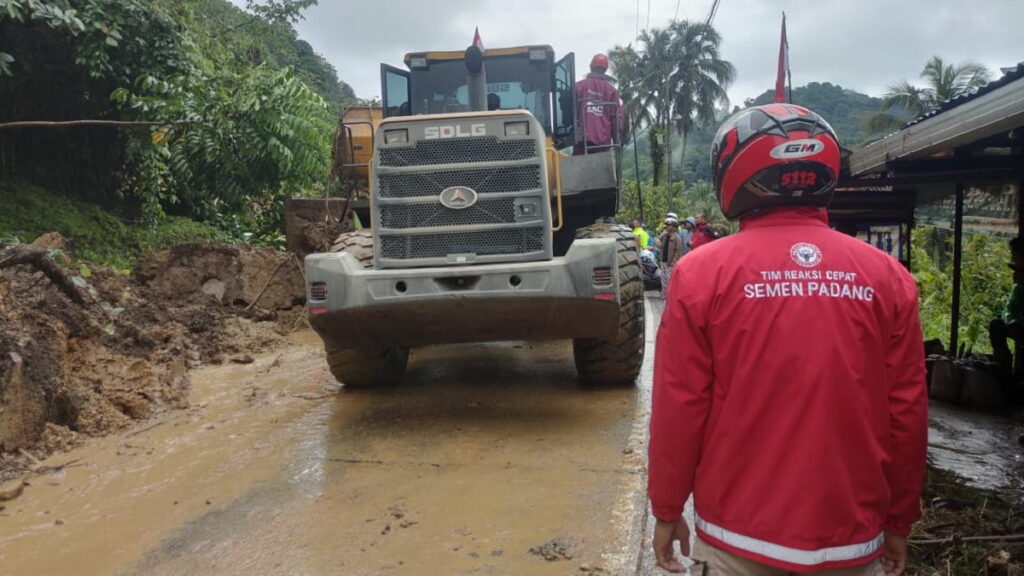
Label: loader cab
xmin=381 ymin=46 xmax=577 ymax=149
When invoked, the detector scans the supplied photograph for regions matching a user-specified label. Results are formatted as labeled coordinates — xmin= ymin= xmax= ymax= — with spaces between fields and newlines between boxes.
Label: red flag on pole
xmin=472 ymin=27 xmax=485 ymax=51
xmin=774 ymin=13 xmax=789 ymax=103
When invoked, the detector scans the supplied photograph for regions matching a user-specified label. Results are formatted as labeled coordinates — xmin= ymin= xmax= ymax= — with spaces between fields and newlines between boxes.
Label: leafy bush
xmin=912 ymin=226 xmax=1012 ymax=355
xmin=615 ymin=178 xmax=736 ymax=235
xmin=0 ymin=0 xmax=333 ymax=226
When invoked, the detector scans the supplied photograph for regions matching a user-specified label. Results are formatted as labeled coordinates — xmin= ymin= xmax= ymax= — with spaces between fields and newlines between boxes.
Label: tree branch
xmin=0 ymin=245 xmax=88 ymax=305
xmin=0 ymin=120 xmax=188 ymax=131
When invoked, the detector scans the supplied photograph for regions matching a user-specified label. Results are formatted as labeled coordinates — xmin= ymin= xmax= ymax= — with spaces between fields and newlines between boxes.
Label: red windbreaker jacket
xmin=649 ymin=207 xmax=928 ymax=573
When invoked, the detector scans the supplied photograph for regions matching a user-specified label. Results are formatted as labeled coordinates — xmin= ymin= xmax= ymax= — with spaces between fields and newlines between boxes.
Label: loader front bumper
xmin=305 ymin=238 xmax=622 ymax=350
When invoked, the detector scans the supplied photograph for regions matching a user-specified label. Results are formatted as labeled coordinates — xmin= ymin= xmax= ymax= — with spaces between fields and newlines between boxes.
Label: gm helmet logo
xmin=770 ymin=139 xmax=824 ymax=159
xmin=439 ymin=186 xmax=478 ymax=210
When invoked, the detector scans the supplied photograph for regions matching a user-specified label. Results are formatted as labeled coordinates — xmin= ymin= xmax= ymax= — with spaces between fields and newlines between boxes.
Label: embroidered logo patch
xmin=790 ymin=242 xmax=823 ymax=268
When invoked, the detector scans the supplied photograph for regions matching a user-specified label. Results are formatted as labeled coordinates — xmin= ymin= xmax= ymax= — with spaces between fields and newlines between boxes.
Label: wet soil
xmin=0 ymin=238 xmax=305 ymax=466
xmin=3 ymin=278 xmax=1023 ymax=576
xmin=0 ymin=331 xmax=653 ymax=576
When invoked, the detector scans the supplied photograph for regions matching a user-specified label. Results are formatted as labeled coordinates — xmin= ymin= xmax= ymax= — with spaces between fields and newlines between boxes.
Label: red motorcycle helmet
xmin=590 ymin=53 xmax=610 ymax=71
xmin=711 ymin=103 xmax=841 ymax=220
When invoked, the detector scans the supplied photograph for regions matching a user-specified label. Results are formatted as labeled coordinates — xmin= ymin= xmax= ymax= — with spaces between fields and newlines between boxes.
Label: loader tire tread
xmin=572 ymin=224 xmax=645 ymax=384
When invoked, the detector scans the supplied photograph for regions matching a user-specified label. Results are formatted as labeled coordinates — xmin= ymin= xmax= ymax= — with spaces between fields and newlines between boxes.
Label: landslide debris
xmin=0 ymin=237 xmax=306 ymax=473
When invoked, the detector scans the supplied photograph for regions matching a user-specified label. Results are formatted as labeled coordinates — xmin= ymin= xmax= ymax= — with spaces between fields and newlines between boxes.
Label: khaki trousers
xmin=691 ymin=538 xmax=885 ymax=576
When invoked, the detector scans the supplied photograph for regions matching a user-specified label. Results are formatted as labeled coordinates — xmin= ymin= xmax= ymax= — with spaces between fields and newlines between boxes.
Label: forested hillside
xmin=744 ymin=82 xmax=893 ymax=148
xmin=623 ymin=82 xmax=892 ymax=185
xmin=0 ymin=0 xmax=352 ymax=260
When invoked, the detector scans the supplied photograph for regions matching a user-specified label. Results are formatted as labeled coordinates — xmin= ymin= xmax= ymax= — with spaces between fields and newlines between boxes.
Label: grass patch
xmin=0 ymin=182 xmax=232 ymax=269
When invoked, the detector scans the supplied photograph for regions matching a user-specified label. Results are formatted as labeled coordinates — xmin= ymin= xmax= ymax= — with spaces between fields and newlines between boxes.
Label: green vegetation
xmin=0 ymin=183 xmax=230 ymax=269
xmin=615 ymin=179 xmax=735 ymax=236
xmin=0 ymin=0 xmax=344 ymax=249
xmin=912 ymin=227 xmax=1012 ymax=355
xmin=867 ymin=56 xmax=992 ymax=135
xmin=744 ymin=82 xmax=889 ymax=148
xmin=610 ymin=21 xmax=735 ymax=186
xmin=622 ymin=82 xmax=893 ymax=185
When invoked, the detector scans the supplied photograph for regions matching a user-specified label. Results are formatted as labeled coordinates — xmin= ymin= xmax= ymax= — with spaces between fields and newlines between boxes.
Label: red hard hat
xmin=590 ymin=53 xmax=610 ymax=70
xmin=711 ymin=103 xmax=841 ymax=220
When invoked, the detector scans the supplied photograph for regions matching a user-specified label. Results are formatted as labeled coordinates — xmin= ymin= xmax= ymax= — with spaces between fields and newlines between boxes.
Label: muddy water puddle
xmin=0 ymin=332 xmax=648 ymax=576
xmin=928 ymin=402 xmax=1024 ymax=491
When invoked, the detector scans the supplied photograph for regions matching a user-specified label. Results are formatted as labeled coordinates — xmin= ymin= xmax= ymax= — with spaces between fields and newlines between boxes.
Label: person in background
xmin=689 ymin=212 xmax=719 ymax=250
xmin=990 ymin=237 xmax=1024 ymax=382
xmin=574 ymin=53 xmax=622 ymax=155
xmin=650 ymin=104 xmax=927 ymax=576
xmin=630 ymin=218 xmax=650 ymax=251
xmin=679 ymin=217 xmax=696 ymax=255
xmin=657 ymin=217 xmax=684 ymax=298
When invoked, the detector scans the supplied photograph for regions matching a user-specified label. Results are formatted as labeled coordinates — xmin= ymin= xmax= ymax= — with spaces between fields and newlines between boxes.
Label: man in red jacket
xmin=689 ymin=212 xmax=719 ymax=250
xmin=573 ymin=53 xmax=622 ymax=155
xmin=649 ymin=104 xmax=928 ymax=576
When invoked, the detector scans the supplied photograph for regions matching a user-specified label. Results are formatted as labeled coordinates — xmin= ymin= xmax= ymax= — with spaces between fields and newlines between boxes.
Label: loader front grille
xmin=380 ymin=228 xmax=545 ymax=261
xmin=380 ymin=197 xmax=528 ymax=229
xmin=379 ymin=137 xmax=537 ymax=167
xmin=378 ymin=166 xmax=541 ymax=199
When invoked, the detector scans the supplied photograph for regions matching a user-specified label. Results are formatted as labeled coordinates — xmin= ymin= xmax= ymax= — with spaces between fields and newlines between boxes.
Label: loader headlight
xmin=504 ymin=121 xmax=529 ymax=137
xmin=384 ymin=129 xmax=408 ymax=145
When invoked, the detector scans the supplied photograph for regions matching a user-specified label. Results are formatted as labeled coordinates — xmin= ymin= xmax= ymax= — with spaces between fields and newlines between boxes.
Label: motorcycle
xmin=640 ymin=249 xmax=662 ymax=291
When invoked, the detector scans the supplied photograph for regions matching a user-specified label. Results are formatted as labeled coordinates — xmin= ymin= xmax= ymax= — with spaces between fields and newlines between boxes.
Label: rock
xmin=135 ymin=244 xmax=305 ymax=310
xmin=529 ymin=538 xmax=574 ymax=561
xmin=201 ymin=279 xmax=227 ymax=303
xmin=229 ymin=354 xmax=255 ymax=364
xmin=31 ymin=232 xmax=67 ymax=251
xmin=0 ymin=479 xmax=25 ymax=501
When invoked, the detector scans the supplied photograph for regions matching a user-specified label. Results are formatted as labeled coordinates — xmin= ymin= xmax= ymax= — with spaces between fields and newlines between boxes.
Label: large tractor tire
xmin=326 ymin=346 xmax=409 ymax=387
xmin=324 ymin=229 xmax=409 ymax=387
xmin=572 ymin=223 xmax=645 ymax=385
xmin=330 ymin=228 xmax=374 ymax=266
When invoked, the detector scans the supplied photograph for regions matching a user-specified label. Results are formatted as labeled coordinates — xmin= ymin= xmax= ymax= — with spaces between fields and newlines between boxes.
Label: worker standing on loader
xmin=573 ymin=53 xmax=622 ymax=155
xmin=648 ymin=104 xmax=928 ymax=575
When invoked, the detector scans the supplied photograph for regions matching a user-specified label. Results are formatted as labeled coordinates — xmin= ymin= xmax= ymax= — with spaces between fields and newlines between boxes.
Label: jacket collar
xmin=738 ymin=207 xmax=830 ymax=231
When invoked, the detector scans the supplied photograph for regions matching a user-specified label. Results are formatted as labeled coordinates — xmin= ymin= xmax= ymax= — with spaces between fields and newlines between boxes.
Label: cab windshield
xmin=409 ymin=55 xmax=552 ymax=133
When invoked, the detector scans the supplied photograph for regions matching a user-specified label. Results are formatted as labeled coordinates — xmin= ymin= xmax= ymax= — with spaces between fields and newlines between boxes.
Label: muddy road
xmin=4 ymin=289 xmax=1023 ymax=576
xmin=0 ymin=301 xmax=661 ymax=576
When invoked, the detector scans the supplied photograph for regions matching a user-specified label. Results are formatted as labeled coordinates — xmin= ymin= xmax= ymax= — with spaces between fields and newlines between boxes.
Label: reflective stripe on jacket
xmin=649 ymin=207 xmax=928 ymax=573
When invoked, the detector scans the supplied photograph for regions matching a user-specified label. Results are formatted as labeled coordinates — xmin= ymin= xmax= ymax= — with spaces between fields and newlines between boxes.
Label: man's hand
xmin=652 ymin=519 xmax=690 ymax=573
xmin=879 ymin=533 xmax=907 ymax=576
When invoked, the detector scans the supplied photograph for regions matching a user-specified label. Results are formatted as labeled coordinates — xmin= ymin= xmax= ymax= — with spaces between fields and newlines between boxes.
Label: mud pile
xmin=0 ymin=237 xmax=306 ymax=461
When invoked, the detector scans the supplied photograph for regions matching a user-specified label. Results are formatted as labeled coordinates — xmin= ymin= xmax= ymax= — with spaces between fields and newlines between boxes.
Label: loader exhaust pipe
xmin=465 ymin=43 xmax=487 ymax=112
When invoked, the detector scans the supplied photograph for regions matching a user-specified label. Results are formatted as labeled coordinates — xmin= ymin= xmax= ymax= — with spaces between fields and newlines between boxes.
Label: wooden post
xmin=950 ymin=184 xmax=965 ymax=356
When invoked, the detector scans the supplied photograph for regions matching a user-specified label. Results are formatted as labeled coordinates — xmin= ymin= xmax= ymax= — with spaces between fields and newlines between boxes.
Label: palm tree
xmin=667 ymin=20 xmax=734 ymax=186
xmin=866 ymin=56 xmax=991 ymax=134
xmin=611 ymin=22 xmax=733 ymax=186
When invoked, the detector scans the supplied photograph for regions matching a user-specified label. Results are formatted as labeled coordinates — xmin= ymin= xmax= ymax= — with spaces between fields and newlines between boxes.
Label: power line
xmin=674 ymin=0 xmax=682 ymax=23
xmin=636 ymin=0 xmax=641 ymax=41
xmin=703 ymin=0 xmax=721 ymax=28
xmin=646 ymin=0 xmax=651 ymax=31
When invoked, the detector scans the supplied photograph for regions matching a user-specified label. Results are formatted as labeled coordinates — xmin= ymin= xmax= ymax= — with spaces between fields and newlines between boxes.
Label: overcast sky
xmin=241 ymin=0 xmax=1024 ymax=106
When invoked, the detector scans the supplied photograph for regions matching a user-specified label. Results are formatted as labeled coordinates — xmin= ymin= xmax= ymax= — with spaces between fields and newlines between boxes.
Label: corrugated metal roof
xmin=847 ymin=62 xmax=1024 ymax=177
xmin=902 ymin=62 xmax=1024 ymax=129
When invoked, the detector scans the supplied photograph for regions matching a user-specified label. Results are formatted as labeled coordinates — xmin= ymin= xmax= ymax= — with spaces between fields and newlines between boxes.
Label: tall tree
xmin=610 ymin=21 xmax=733 ymax=185
xmin=667 ymin=20 xmax=733 ymax=190
xmin=866 ymin=56 xmax=991 ymax=134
